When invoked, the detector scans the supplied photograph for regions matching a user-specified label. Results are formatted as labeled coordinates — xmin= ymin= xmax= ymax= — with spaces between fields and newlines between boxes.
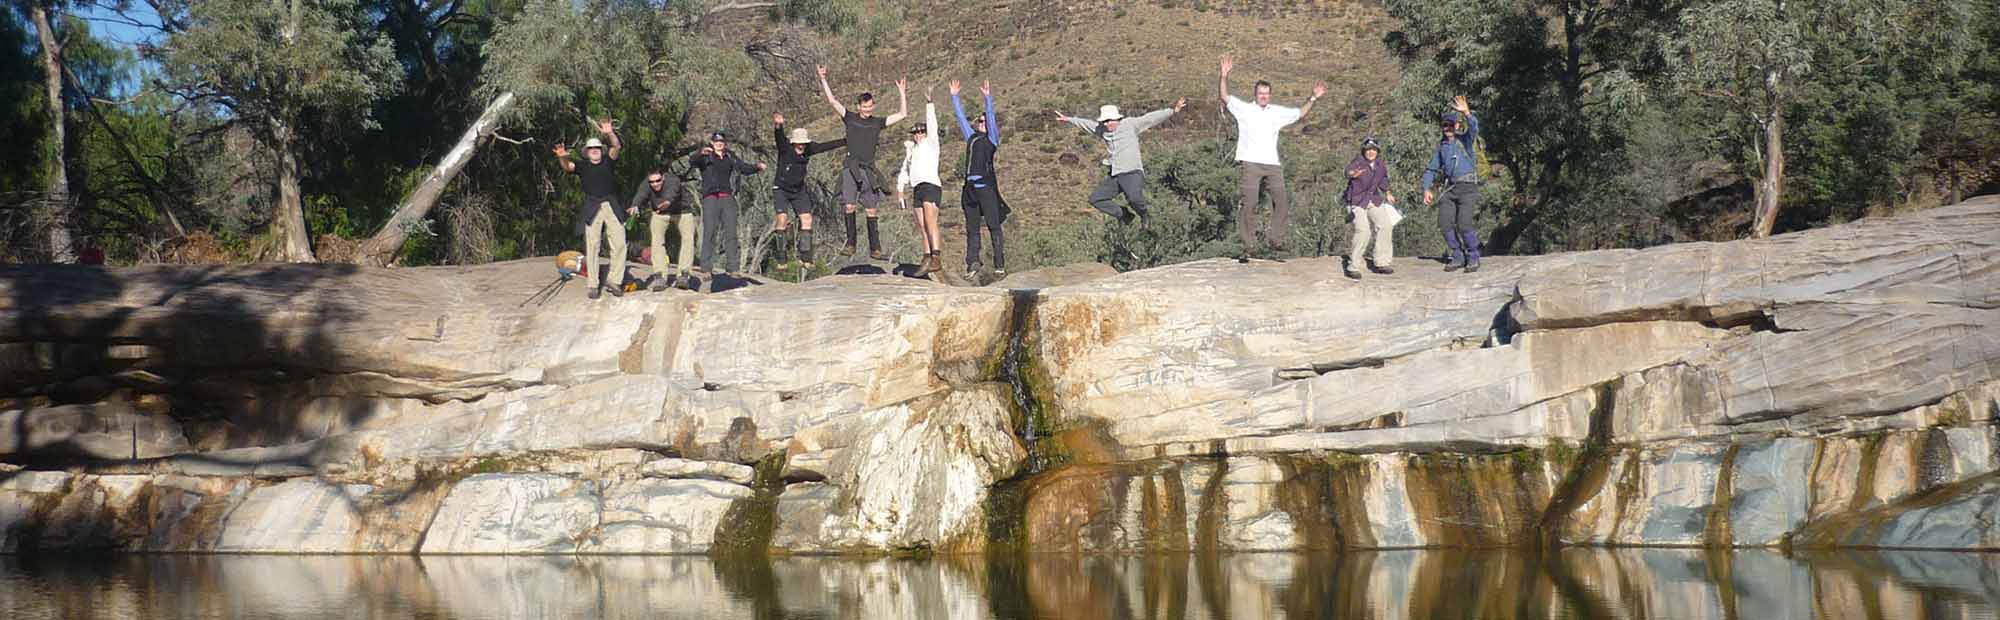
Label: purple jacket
xmin=1343 ymin=154 xmax=1390 ymax=206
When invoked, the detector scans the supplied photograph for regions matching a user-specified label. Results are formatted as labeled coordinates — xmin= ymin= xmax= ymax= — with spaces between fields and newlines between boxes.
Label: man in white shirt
xmin=1220 ymin=55 xmax=1325 ymax=255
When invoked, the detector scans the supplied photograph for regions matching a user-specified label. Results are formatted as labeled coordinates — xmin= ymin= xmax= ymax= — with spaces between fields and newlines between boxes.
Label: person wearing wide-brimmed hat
xmin=1054 ymin=97 xmax=1186 ymax=224
xmin=1342 ymin=137 xmax=1399 ymax=280
xmin=771 ymin=112 xmax=846 ymax=269
xmin=689 ymin=131 xmax=766 ymax=276
xmin=551 ymin=119 xmax=626 ymax=300
xmin=1422 ymin=95 xmax=1482 ymax=273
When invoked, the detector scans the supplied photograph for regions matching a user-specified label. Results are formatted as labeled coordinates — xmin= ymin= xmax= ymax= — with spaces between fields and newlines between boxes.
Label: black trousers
xmin=961 ymin=182 xmax=1007 ymax=269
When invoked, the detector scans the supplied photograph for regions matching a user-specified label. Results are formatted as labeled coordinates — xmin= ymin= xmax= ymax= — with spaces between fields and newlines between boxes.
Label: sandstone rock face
xmin=0 ymin=197 xmax=1995 ymax=554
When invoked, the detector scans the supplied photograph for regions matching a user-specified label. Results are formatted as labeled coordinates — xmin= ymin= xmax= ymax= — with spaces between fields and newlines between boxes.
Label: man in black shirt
xmin=688 ymin=131 xmax=766 ymax=276
xmin=552 ymin=119 xmax=625 ymax=299
xmin=816 ymin=65 xmax=909 ymax=261
xmin=771 ymin=112 xmax=845 ymax=269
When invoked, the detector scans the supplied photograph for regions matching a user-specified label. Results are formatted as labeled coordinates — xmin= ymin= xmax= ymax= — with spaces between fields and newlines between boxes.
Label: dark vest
xmin=963 ymin=133 xmax=997 ymax=180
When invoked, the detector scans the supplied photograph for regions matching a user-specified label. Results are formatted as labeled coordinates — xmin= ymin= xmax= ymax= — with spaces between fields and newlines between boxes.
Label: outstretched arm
xmin=1457 ymin=96 xmax=1479 ymax=145
xmin=552 ymin=143 xmax=576 ymax=173
xmin=1129 ymin=99 xmax=1185 ymax=133
xmin=816 ymin=65 xmax=847 ymax=118
xmin=1218 ymin=55 xmax=1233 ymax=103
xmin=1052 ymin=110 xmax=1097 ymax=134
xmin=885 ymin=78 xmax=910 ymax=126
xmin=981 ymin=80 xmax=999 ymax=146
xmin=806 ymin=138 xmax=846 ymax=156
xmin=598 ymin=119 xmax=622 ymax=160
xmin=948 ymin=80 xmax=973 ymax=139
xmin=1297 ymin=83 xmax=1327 ymax=119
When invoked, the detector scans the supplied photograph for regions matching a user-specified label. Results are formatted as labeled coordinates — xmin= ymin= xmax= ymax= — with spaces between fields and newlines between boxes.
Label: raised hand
xmin=895 ymin=77 xmax=907 ymax=93
xmin=949 ymin=79 xmax=961 ymax=96
xmin=1220 ymin=55 xmax=1233 ymax=75
xmin=1048 ymin=110 xmax=1066 ymax=121
xmin=1173 ymin=97 xmax=1187 ymax=112
xmin=700 ymin=146 xmax=715 ymax=157
xmin=552 ymin=143 xmax=569 ymax=158
xmin=979 ymin=80 xmax=992 ymax=97
xmin=773 ymin=112 xmax=786 ymax=125
xmin=597 ymin=119 xmax=615 ymax=136
xmin=1313 ymin=83 xmax=1328 ymax=99
xmin=925 ymin=84 xmax=934 ymax=101
xmin=1453 ymin=95 xmax=1470 ymax=113
xmin=816 ymin=65 xmax=828 ymax=80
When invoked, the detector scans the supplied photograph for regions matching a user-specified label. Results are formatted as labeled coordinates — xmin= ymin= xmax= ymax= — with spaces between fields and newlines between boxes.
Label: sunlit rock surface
xmin=0 ymin=196 xmax=1995 ymax=553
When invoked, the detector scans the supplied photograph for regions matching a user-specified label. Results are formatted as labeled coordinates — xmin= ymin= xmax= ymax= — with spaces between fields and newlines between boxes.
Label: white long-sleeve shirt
xmin=1225 ymin=95 xmax=1302 ymax=166
xmin=897 ymin=103 xmax=943 ymax=188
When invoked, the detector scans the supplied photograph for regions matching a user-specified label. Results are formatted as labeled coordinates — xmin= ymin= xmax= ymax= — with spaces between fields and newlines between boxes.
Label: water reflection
xmin=1 ymin=549 xmax=1995 ymax=619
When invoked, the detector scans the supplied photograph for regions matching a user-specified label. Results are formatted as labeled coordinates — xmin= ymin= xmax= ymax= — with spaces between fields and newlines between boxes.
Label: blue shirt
xmin=1421 ymin=112 xmax=1479 ymax=188
xmin=951 ymin=92 xmax=999 ymax=185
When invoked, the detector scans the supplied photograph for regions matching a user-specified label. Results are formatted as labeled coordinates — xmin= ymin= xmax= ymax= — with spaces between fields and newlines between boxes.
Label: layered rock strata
xmin=1 ymin=196 xmax=1995 ymax=553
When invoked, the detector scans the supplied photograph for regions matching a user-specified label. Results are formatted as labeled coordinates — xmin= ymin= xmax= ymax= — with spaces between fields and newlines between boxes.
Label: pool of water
xmin=1 ymin=549 xmax=1995 ymax=619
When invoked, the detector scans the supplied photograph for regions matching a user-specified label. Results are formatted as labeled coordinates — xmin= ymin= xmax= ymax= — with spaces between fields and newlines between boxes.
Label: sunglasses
xmin=649 ymin=179 xmax=665 ymax=185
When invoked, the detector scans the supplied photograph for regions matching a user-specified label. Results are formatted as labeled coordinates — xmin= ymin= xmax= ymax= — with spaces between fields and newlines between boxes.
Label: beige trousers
xmin=649 ymin=211 xmax=696 ymax=276
xmin=583 ymin=201 xmax=625 ymax=287
xmin=1348 ymin=204 xmax=1395 ymax=267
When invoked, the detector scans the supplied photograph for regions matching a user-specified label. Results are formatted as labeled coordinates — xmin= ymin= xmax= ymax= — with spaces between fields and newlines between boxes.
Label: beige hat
xmin=1096 ymin=105 xmax=1124 ymax=122
xmin=583 ymin=137 xmax=605 ymax=149
xmin=789 ymin=128 xmax=811 ymax=144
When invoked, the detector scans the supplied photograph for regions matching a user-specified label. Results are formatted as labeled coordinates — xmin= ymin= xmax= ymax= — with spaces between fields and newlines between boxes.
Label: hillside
xmin=744 ymin=1 xmax=1403 ymax=271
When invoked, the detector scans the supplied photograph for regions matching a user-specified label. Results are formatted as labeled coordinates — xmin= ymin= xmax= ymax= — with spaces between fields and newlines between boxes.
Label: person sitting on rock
xmin=771 ymin=112 xmax=846 ymax=271
xmin=689 ymin=131 xmax=766 ymax=277
xmin=1342 ymin=138 xmax=1398 ymax=280
xmin=896 ymin=86 xmax=945 ymax=275
xmin=1053 ymin=97 xmax=1186 ymax=225
xmin=551 ymin=119 xmax=626 ymax=300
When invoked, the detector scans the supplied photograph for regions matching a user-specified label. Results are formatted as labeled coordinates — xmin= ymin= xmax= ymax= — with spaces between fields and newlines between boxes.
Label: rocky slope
xmin=0 ymin=197 xmax=1995 ymax=554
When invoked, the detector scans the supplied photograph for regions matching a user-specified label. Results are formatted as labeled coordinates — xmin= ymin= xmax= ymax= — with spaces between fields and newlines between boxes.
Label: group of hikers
xmin=553 ymin=57 xmax=1484 ymax=299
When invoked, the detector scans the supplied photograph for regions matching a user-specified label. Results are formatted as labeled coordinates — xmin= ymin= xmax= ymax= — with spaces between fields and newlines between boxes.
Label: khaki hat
xmin=789 ymin=128 xmax=812 ymax=144
xmin=583 ymin=137 xmax=605 ymax=149
xmin=1096 ymin=105 xmax=1124 ymax=122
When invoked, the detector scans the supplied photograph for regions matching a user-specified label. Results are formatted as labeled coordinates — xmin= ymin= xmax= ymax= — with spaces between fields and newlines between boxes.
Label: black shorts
xmin=910 ymin=183 xmax=942 ymax=206
xmin=774 ymin=188 xmax=813 ymax=215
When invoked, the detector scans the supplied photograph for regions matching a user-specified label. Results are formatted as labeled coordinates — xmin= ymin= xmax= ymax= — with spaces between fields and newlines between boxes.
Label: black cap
xmin=1361 ymin=137 xmax=1381 ymax=151
xmin=909 ymin=123 xmax=928 ymax=134
xmin=709 ymin=131 xmax=727 ymax=142
xmin=1440 ymin=111 xmax=1460 ymax=124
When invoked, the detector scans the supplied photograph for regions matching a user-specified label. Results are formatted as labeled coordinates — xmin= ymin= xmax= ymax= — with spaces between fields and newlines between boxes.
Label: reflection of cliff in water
xmin=3 ymin=550 xmax=1995 ymax=619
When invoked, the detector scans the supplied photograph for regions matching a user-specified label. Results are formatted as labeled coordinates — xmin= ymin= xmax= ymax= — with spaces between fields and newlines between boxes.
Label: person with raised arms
xmin=895 ymin=86 xmax=944 ymax=275
xmin=1422 ymin=95 xmax=1482 ymax=273
xmin=550 ymin=119 xmax=626 ymax=299
xmin=816 ymin=65 xmax=908 ymax=262
xmin=687 ymin=131 xmax=766 ymax=277
xmin=770 ymin=111 xmax=845 ymax=270
xmin=1219 ymin=55 xmax=1326 ymax=256
xmin=950 ymin=79 xmax=1008 ymax=279
xmin=1052 ymin=96 xmax=1187 ymax=224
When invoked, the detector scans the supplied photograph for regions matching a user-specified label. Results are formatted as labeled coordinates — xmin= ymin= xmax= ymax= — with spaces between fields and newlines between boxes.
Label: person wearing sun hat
xmin=689 ymin=130 xmax=766 ymax=276
xmin=1053 ymin=96 xmax=1186 ymax=224
xmin=1343 ymin=137 xmax=1399 ymax=280
xmin=550 ymin=119 xmax=625 ymax=299
xmin=771 ymin=112 xmax=846 ymax=269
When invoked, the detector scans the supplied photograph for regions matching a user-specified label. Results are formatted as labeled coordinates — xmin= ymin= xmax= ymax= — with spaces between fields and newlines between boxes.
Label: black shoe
xmin=1117 ymin=210 xmax=1136 ymax=225
xmin=588 ymin=286 xmax=602 ymax=300
xmin=1369 ymin=263 xmax=1395 ymax=275
xmin=1464 ymin=259 xmax=1481 ymax=273
xmin=1344 ymin=265 xmax=1362 ymax=280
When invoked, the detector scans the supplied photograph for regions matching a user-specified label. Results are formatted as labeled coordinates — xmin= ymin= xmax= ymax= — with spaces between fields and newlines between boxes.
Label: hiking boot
xmin=917 ymin=253 xmax=939 ymax=275
xmin=991 ymin=268 xmax=1007 ymax=280
xmin=843 ymin=243 xmax=857 ymax=256
xmin=1369 ymin=263 xmax=1395 ymax=275
xmin=605 ymin=283 xmax=625 ymax=298
xmin=870 ymin=248 xmax=888 ymax=261
xmin=649 ymin=274 xmax=670 ymax=292
xmin=1444 ymin=255 xmax=1466 ymax=272
xmin=1464 ymin=258 xmax=1482 ymax=273
xmin=1344 ymin=264 xmax=1363 ymax=280
xmin=588 ymin=286 xmax=602 ymax=300
xmin=965 ymin=263 xmax=982 ymax=279
xmin=1117 ymin=210 xmax=1136 ymax=225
